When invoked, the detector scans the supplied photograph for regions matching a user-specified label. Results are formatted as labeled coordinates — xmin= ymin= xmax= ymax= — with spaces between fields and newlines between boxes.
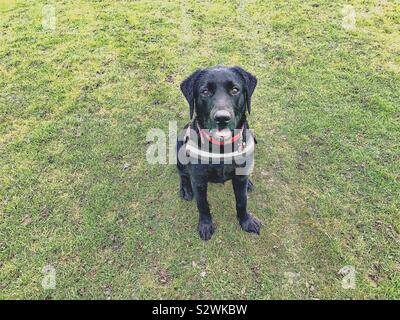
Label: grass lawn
xmin=0 ymin=0 xmax=399 ymax=299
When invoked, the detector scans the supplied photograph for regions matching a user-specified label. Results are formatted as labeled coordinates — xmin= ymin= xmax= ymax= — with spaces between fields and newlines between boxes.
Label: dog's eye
xmin=231 ymin=87 xmax=240 ymax=95
xmin=201 ymin=89 xmax=210 ymax=96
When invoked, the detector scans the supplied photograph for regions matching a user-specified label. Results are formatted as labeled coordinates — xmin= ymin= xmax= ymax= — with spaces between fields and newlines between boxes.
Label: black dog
xmin=176 ymin=66 xmax=260 ymax=241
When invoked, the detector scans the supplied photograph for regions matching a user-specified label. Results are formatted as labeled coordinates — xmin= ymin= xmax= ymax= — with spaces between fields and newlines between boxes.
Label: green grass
xmin=0 ymin=0 xmax=399 ymax=299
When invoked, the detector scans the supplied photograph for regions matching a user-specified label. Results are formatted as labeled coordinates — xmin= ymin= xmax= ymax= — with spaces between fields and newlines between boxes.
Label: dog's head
xmin=180 ymin=66 xmax=257 ymax=139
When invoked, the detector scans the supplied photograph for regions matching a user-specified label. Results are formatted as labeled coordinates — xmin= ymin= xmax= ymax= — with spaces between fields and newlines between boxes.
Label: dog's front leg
xmin=232 ymin=175 xmax=260 ymax=235
xmin=191 ymin=179 xmax=215 ymax=241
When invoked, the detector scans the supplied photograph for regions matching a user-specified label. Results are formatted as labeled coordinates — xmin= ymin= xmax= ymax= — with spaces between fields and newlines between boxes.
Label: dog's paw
xmin=198 ymin=220 xmax=215 ymax=241
xmin=247 ymin=179 xmax=254 ymax=192
xmin=239 ymin=213 xmax=260 ymax=235
xmin=179 ymin=183 xmax=193 ymax=201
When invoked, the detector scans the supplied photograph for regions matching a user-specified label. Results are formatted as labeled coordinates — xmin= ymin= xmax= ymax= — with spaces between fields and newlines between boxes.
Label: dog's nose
xmin=214 ymin=110 xmax=231 ymax=124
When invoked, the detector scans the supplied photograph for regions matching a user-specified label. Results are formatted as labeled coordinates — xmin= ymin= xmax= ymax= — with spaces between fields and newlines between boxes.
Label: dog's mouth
xmin=210 ymin=128 xmax=232 ymax=140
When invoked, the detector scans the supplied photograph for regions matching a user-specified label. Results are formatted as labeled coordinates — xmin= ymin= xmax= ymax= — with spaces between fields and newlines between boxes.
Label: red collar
xmin=196 ymin=122 xmax=244 ymax=146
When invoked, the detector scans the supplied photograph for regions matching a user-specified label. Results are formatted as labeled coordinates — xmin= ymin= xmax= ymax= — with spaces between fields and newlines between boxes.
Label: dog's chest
xmin=207 ymin=164 xmax=236 ymax=183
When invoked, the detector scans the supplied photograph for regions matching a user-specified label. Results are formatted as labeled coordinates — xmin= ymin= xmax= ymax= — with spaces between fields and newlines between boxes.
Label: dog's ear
xmin=232 ymin=66 xmax=257 ymax=114
xmin=180 ymin=69 xmax=202 ymax=119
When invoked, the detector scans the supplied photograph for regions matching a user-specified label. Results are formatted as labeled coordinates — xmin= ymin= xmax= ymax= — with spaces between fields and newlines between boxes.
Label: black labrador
xmin=176 ymin=66 xmax=260 ymax=241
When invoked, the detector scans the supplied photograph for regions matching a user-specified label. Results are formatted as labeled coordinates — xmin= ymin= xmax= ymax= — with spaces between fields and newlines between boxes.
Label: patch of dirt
xmin=78 ymin=287 xmax=87 ymax=296
xmin=101 ymin=284 xmax=112 ymax=299
xmin=21 ymin=214 xmax=32 ymax=226
xmin=251 ymin=265 xmax=261 ymax=277
xmin=368 ymin=262 xmax=381 ymax=288
xmin=41 ymin=206 xmax=51 ymax=219
xmin=165 ymin=75 xmax=174 ymax=83
xmin=89 ymin=266 xmax=99 ymax=277
xmin=156 ymin=269 xmax=170 ymax=285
